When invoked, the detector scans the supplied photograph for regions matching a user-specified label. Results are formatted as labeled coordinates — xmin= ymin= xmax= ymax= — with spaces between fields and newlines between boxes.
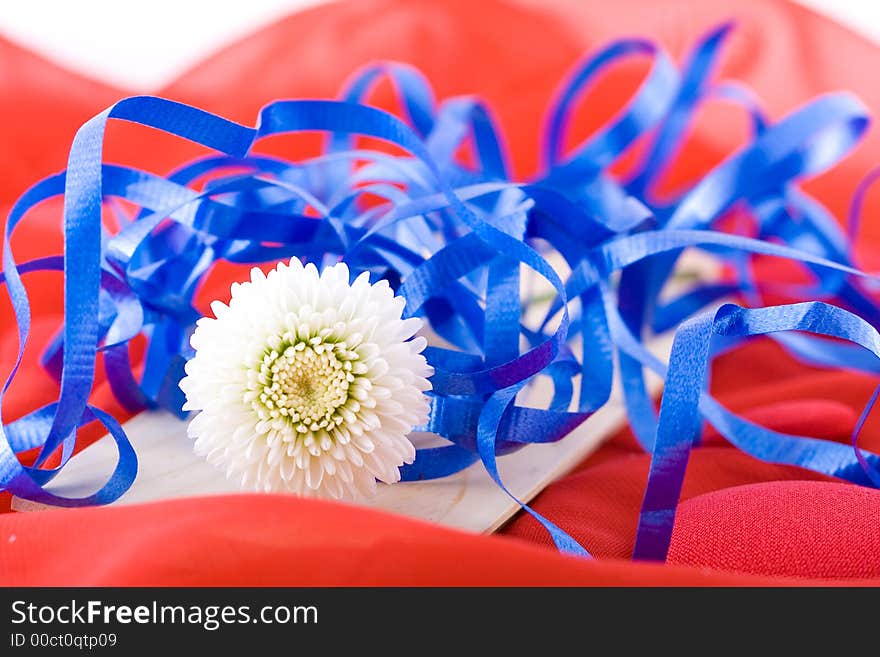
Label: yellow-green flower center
xmin=252 ymin=332 xmax=360 ymax=434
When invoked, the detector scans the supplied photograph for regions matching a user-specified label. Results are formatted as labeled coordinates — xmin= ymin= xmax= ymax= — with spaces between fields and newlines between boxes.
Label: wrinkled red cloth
xmin=2 ymin=0 xmax=880 ymax=585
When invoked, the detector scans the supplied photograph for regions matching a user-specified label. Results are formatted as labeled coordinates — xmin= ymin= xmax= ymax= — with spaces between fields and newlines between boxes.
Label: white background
xmin=0 ymin=0 xmax=873 ymax=90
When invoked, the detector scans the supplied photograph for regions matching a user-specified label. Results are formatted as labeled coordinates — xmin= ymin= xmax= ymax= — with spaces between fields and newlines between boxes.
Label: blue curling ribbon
xmin=2 ymin=24 xmax=880 ymax=565
xmin=633 ymin=302 xmax=880 ymax=561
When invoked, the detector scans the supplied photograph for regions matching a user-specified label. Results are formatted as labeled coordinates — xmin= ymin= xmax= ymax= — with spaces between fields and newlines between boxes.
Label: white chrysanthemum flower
xmin=179 ymin=260 xmax=433 ymax=499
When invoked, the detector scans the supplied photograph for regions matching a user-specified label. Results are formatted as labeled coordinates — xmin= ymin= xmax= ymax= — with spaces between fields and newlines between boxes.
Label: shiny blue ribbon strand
xmin=1 ymin=23 xmax=879 ymax=564
xmin=633 ymin=302 xmax=880 ymax=561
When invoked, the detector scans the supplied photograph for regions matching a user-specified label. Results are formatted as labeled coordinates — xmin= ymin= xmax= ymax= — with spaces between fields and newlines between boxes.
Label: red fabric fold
xmin=0 ymin=494 xmax=807 ymax=586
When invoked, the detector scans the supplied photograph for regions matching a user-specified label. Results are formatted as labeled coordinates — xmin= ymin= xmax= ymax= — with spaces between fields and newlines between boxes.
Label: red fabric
xmin=0 ymin=495 xmax=797 ymax=586
xmin=667 ymin=481 xmax=880 ymax=579
xmin=2 ymin=0 xmax=880 ymax=585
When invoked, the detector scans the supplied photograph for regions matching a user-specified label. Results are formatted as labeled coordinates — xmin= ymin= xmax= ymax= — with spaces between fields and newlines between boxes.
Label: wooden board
xmin=11 ymin=333 xmax=672 ymax=533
